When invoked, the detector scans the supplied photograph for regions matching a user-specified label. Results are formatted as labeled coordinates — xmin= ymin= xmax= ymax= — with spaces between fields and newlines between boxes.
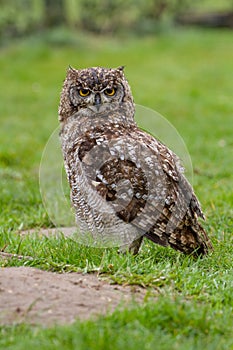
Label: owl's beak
xmin=88 ymin=93 xmax=103 ymax=113
xmin=94 ymin=93 xmax=101 ymax=111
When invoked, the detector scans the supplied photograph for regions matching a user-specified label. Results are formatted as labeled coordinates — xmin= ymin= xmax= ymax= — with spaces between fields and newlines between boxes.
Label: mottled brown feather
xmin=59 ymin=66 xmax=213 ymax=256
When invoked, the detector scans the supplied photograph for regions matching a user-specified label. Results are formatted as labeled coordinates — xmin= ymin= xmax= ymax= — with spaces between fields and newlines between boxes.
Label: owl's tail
xmin=145 ymin=221 xmax=213 ymax=257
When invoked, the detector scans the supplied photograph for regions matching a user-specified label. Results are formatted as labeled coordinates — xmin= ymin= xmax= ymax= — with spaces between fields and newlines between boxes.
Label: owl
xmin=59 ymin=66 xmax=213 ymax=256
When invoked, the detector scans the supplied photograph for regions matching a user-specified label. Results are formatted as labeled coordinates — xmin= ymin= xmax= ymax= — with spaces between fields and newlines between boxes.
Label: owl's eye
xmin=79 ymin=88 xmax=90 ymax=97
xmin=104 ymin=88 xmax=116 ymax=96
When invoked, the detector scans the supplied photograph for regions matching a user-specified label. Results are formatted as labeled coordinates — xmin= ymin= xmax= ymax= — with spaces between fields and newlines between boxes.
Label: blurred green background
xmin=0 ymin=0 xmax=232 ymax=233
xmin=0 ymin=0 xmax=232 ymax=39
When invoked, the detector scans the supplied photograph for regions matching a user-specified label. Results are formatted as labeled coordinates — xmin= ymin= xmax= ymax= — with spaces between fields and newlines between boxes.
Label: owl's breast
xmin=72 ymin=124 xmax=170 ymax=227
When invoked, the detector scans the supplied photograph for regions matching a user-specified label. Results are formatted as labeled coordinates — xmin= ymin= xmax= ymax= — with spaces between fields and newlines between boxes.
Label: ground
xmin=0 ymin=266 xmax=145 ymax=326
xmin=0 ymin=228 xmax=147 ymax=326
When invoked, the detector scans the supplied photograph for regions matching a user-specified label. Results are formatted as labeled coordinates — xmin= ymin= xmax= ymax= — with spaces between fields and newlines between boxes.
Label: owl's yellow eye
xmin=79 ymin=89 xmax=90 ymax=97
xmin=105 ymin=88 xmax=116 ymax=96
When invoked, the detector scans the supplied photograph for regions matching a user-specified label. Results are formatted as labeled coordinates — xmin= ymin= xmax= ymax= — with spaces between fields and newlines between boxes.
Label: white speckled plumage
xmin=59 ymin=66 xmax=213 ymax=255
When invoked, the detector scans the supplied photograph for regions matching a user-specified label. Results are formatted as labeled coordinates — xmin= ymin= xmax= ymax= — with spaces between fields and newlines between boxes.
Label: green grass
xmin=0 ymin=28 xmax=233 ymax=349
xmin=1 ymin=297 xmax=233 ymax=350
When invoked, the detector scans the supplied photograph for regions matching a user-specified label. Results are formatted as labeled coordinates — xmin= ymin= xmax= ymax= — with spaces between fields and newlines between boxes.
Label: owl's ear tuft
xmin=117 ymin=66 xmax=125 ymax=72
xmin=68 ymin=65 xmax=78 ymax=74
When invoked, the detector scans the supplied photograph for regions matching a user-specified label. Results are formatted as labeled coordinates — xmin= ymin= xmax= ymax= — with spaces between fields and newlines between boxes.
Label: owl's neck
xmin=60 ymin=102 xmax=136 ymax=135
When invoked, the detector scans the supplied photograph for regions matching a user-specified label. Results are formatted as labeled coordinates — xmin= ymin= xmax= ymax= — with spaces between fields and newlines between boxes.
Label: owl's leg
xmin=118 ymin=236 xmax=143 ymax=255
xmin=129 ymin=236 xmax=144 ymax=254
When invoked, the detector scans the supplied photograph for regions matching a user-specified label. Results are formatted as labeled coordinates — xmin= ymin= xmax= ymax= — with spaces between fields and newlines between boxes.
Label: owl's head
xmin=59 ymin=66 xmax=134 ymax=122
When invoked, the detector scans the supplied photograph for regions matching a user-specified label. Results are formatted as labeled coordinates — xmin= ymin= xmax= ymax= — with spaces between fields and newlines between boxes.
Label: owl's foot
xmin=118 ymin=236 xmax=143 ymax=255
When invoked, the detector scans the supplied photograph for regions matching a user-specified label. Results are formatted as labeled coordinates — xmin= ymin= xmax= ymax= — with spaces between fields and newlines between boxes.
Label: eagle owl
xmin=59 ymin=66 xmax=213 ymax=256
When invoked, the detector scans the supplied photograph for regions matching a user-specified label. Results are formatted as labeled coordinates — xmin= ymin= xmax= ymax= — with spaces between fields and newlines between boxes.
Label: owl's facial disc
xmin=69 ymin=84 xmax=124 ymax=114
xmin=89 ymin=87 xmax=119 ymax=112
xmin=62 ymin=66 xmax=135 ymax=120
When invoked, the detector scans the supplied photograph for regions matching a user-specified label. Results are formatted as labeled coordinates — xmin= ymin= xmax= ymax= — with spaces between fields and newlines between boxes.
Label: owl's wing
xmin=129 ymin=128 xmax=212 ymax=254
xmin=79 ymin=126 xmax=212 ymax=254
xmin=136 ymin=128 xmax=206 ymax=218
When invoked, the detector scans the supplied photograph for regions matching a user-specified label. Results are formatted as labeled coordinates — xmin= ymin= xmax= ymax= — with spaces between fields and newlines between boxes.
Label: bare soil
xmin=0 ymin=266 xmax=147 ymax=326
xmin=0 ymin=225 xmax=149 ymax=326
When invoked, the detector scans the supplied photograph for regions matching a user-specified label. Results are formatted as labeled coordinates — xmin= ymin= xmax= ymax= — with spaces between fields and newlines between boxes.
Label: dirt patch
xmin=0 ymin=266 xmax=146 ymax=326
